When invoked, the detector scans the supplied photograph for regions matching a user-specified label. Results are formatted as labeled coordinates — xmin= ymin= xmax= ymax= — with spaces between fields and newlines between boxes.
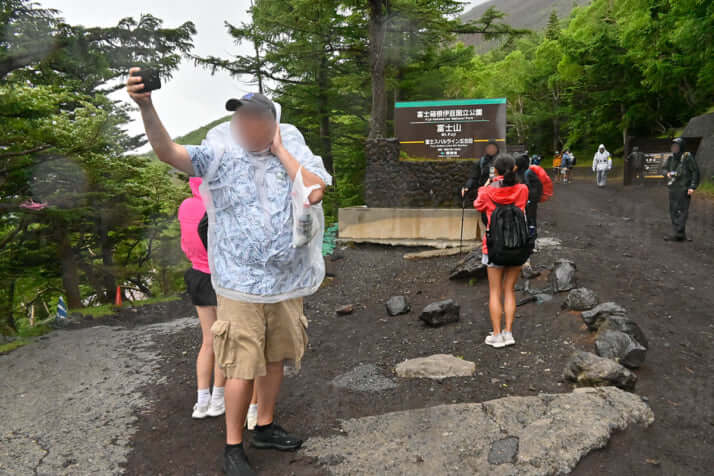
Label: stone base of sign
xmin=365 ymin=138 xmax=476 ymax=208
xmin=338 ymin=206 xmax=484 ymax=248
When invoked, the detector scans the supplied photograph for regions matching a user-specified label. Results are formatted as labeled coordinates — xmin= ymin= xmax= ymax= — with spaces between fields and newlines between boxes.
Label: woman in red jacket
xmin=474 ymin=155 xmax=529 ymax=348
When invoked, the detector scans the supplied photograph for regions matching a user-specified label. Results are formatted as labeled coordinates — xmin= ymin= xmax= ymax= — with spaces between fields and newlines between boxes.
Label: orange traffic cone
xmin=114 ymin=286 xmax=122 ymax=307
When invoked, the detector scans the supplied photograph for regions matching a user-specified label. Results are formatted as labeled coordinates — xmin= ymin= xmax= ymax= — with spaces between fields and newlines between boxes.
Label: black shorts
xmin=184 ymin=268 xmax=217 ymax=307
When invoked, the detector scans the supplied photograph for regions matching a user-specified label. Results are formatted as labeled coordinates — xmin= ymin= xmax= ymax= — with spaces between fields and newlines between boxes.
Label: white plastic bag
xmin=291 ymin=166 xmax=322 ymax=248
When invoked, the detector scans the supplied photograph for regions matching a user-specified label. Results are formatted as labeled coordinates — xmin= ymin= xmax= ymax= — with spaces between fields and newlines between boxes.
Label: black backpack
xmin=486 ymin=202 xmax=531 ymax=266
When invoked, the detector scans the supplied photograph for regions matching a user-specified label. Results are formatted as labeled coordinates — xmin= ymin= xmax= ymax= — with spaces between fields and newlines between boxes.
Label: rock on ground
xmin=581 ymin=302 xmax=627 ymax=330
xmin=599 ymin=315 xmax=649 ymax=348
xmin=385 ymin=296 xmax=410 ymax=316
xmin=336 ymin=304 xmax=354 ymax=315
xmin=395 ymin=354 xmax=475 ymax=379
xmin=562 ymin=288 xmax=599 ymax=311
xmin=331 ymin=363 xmax=398 ymax=392
xmin=448 ymin=250 xmax=487 ymax=280
xmin=551 ymin=259 xmax=577 ymax=292
xmin=563 ymin=351 xmax=637 ymax=390
xmin=419 ymin=299 xmax=460 ymax=327
xmin=521 ymin=262 xmax=541 ymax=279
xmin=595 ymin=329 xmax=648 ymax=368
xmin=0 ymin=318 xmax=195 ymax=475
xmin=303 ymin=387 xmax=654 ymax=475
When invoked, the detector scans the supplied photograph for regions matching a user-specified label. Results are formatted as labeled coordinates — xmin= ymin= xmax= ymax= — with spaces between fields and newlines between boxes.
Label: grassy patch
xmin=0 ymin=339 xmax=29 ymax=354
xmin=71 ymin=295 xmax=181 ymax=319
xmin=697 ymin=179 xmax=714 ymax=198
xmin=73 ymin=304 xmax=116 ymax=318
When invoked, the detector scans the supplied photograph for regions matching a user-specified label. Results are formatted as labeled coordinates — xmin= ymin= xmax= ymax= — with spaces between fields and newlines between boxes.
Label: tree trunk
xmin=55 ymin=222 xmax=82 ymax=309
xmin=368 ymin=0 xmax=387 ymax=139
xmin=6 ymin=279 xmax=17 ymax=331
xmin=552 ymin=89 xmax=561 ymax=151
xmin=620 ymin=103 xmax=628 ymax=149
xmin=254 ymin=40 xmax=264 ymax=94
xmin=317 ymin=54 xmax=334 ymax=174
xmin=99 ymin=225 xmax=116 ymax=303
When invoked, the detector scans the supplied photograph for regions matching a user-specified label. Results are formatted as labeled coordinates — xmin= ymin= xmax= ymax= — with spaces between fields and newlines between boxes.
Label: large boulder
xmin=581 ymin=302 xmax=627 ymax=330
xmin=419 ymin=299 xmax=460 ymax=327
xmin=563 ymin=351 xmax=637 ymax=391
xmin=303 ymin=387 xmax=654 ymax=475
xmin=449 ymin=250 xmax=487 ymax=280
xmin=683 ymin=112 xmax=714 ymax=181
xmin=395 ymin=354 xmax=475 ymax=379
xmin=562 ymin=288 xmax=599 ymax=311
xmin=599 ymin=315 xmax=649 ymax=349
xmin=385 ymin=296 xmax=410 ymax=316
xmin=551 ymin=259 xmax=577 ymax=292
xmin=595 ymin=330 xmax=647 ymax=368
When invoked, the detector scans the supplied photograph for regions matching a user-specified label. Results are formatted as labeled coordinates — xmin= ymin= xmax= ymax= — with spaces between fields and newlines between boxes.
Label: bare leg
xmin=225 ymin=378 xmax=254 ymax=444
xmin=196 ymin=306 xmax=220 ymax=390
xmin=502 ymin=266 xmax=522 ymax=333
xmin=251 ymin=386 xmax=258 ymax=405
xmin=487 ymin=267 xmax=505 ymax=334
xmin=255 ymin=361 xmax=284 ymax=426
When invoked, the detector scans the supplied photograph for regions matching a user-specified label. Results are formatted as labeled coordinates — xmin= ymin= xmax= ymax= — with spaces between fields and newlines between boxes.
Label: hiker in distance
xmin=662 ymin=137 xmax=699 ymax=242
xmin=592 ymin=144 xmax=612 ymax=187
xmin=461 ymin=140 xmax=500 ymax=198
xmin=127 ymin=68 xmax=331 ymax=476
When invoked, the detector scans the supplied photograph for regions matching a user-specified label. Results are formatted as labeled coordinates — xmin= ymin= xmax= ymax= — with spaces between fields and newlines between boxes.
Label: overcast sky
xmin=44 ymin=0 xmax=490 ymax=149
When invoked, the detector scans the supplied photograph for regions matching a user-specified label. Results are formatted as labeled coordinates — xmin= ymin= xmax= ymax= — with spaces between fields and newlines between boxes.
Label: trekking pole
xmin=459 ymin=193 xmax=466 ymax=254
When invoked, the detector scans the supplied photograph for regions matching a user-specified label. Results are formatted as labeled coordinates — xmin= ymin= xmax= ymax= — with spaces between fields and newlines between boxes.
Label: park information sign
xmin=395 ymin=98 xmax=507 ymax=160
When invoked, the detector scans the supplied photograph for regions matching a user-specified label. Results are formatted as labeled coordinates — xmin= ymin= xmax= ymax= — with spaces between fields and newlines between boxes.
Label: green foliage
xmin=447 ymin=0 xmax=713 ymax=156
xmin=0 ymin=0 xmax=197 ymax=332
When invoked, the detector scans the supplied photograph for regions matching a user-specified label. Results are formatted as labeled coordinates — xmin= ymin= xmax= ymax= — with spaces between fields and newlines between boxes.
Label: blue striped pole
xmin=56 ymin=296 xmax=68 ymax=322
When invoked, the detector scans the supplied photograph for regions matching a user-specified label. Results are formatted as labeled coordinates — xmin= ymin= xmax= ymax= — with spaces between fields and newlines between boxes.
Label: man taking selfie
xmin=127 ymin=68 xmax=331 ymax=476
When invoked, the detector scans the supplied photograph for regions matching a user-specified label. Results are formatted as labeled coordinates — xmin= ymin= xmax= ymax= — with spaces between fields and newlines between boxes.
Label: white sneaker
xmin=485 ymin=333 xmax=506 ymax=348
xmin=246 ymin=404 xmax=258 ymax=430
xmin=192 ymin=402 xmax=209 ymax=419
xmin=207 ymin=397 xmax=225 ymax=417
xmin=502 ymin=332 xmax=516 ymax=346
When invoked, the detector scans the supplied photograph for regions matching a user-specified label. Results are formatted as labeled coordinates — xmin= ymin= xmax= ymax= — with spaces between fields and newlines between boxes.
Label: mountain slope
xmin=139 ymin=115 xmax=231 ymax=162
xmin=459 ymin=0 xmax=590 ymax=48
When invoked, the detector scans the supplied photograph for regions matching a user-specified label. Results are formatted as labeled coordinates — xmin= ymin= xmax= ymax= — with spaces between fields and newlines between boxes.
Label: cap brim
xmin=225 ymin=98 xmax=242 ymax=111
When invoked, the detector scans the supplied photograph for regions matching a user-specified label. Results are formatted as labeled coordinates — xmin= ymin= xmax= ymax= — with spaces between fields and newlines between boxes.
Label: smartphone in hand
xmin=130 ymin=68 xmax=161 ymax=94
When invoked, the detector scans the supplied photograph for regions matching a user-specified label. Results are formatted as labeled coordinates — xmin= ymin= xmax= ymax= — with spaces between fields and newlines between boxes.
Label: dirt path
xmin=125 ymin=181 xmax=713 ymax=475
xmin=2 ymin=180 xmax=712 ymax=475
xmin=0 ymin=317 xmax=196 ymax=475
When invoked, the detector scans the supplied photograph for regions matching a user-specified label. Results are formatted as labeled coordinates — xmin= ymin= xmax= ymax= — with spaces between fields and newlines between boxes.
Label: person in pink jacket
xmin=179 ymin=177 xmax=226 ymax=419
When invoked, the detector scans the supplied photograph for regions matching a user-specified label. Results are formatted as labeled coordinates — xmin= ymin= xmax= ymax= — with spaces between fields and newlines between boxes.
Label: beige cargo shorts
xmin=211 ymin=295 xmax=308 ymax=380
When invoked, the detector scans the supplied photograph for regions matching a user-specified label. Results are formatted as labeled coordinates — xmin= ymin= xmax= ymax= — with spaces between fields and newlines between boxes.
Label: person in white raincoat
xmin=127 ymin=68 xmax=331 ymax=476
xmin=592 ymin=144 xmax=612 ymax=187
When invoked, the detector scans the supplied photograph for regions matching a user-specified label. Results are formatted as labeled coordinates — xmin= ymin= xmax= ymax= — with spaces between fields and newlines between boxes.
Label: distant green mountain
xmin=459 ymin=0 xmax=590 ymax=49
xmin=172 ymin=116 xmax=231 ymax=146
xmin=140 ymin=115 xmax=231 ymax=162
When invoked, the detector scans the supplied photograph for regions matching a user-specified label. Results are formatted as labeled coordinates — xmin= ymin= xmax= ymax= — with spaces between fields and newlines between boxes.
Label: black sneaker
xmin=664 ymin=235 xmax=684 ymax=242
xmin=251 ymin=423 xmax=303 ymax=451
xmin=224 ymin=445 xmax=256 ymax=476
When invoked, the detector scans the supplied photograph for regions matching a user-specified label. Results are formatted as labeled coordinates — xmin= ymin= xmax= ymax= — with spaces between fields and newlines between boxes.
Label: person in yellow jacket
xmin=552 ymin=151 xmax=563 ymax=183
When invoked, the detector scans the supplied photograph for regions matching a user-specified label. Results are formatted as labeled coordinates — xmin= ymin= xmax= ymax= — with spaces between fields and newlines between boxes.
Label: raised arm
xmin=126 ymin=67 xmax=194 ymax=175
xmin=270 ymin=126 xmax=326 ymax=204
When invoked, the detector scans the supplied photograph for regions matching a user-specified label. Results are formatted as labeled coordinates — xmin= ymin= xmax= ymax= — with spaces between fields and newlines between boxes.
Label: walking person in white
xmin=592 ymin=144 xmax=612 ymax=187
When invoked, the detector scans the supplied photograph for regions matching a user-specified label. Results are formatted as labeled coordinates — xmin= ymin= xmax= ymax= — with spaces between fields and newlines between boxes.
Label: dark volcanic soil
xmin=122 ymin=180 xmax=714 ymax=476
